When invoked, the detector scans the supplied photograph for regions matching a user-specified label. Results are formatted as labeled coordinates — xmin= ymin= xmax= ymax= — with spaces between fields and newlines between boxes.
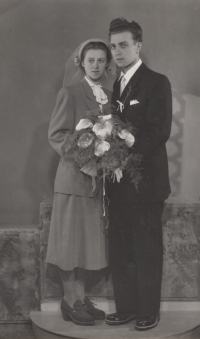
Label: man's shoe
xmin=61 ymin=299 xmax=95 ymax=326
xmin=80 ymin=297 xmax=105 ymax=320
xmin=106 ymin=312 xmax=137 ymax=325
xmin=135 ymin=315 xmax=160 ymax=331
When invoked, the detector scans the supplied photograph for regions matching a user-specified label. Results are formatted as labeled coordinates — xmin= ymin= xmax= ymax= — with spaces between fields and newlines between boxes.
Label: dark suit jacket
xmin=107 ymin=63 xmax=172 ymax=202
xmin=48 ymin=77 xmax=111 ymax=197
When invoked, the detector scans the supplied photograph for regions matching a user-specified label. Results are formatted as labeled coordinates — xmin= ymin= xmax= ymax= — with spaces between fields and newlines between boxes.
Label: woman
xmin=46 ymin=39 xmax=113 ymax=326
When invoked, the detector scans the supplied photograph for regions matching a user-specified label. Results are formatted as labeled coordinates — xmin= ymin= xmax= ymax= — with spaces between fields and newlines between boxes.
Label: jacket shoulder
xmin=57 ymin=83 xmax=84 ymax=102
xmin=62 ymin=82 xmax=82 ymax=93
xmin=143 ymin=66 xmax=171 ymax=86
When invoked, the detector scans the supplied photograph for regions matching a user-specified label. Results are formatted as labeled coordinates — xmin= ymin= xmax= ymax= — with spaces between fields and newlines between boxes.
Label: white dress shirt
xmin=119 ymin=59 xmax=142 ymax=95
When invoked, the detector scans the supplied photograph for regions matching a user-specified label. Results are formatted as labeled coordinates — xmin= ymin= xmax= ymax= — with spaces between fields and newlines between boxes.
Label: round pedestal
xmin=31 ymin=310 xmax=200 ymax=339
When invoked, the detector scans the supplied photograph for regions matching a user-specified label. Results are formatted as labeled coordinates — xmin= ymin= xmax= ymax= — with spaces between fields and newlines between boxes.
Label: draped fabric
xmin=85 ymin=76 xmax=108 ymax=105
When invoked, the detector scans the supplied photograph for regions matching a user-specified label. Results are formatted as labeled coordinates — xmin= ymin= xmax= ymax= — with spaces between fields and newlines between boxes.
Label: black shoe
xmin=106 ymin=312 xmax=137 ymax=325
xmin=135 ymin=314 xmax=160 ymax=331
xmin=80 ymin=297 xmax=105 ymax=320
xmin=61 ymin=299 xmax=95 ymax=326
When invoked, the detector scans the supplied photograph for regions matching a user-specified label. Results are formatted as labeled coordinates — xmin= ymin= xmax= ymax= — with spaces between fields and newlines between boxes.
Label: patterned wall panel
xmin=0 ymin=229 xmax=39 ymax=323
xmin=162 ymin=199 xmax=200 ymax=300
xmin=167 ymin=91 xmax=185 ymax=197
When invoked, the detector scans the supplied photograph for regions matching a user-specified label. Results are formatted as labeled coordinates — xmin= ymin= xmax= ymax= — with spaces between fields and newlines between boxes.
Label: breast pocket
xmin=126 ymin=100 xmax=145 ymax=127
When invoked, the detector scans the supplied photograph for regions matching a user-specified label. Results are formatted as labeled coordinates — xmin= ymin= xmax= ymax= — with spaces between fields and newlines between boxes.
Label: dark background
xmin=0 ymin=0 xmax=200 ymax=226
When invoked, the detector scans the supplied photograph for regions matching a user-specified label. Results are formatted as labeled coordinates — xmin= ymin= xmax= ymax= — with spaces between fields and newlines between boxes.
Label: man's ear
xmin=137 ymin=42 xmax=142 ymax=52
xmin=81 ymin=61 xmax=85 ymax=68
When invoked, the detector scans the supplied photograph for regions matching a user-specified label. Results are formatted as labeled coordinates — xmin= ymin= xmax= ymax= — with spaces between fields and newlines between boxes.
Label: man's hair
xmin=109 ymin=17 xmax=142 ymax=43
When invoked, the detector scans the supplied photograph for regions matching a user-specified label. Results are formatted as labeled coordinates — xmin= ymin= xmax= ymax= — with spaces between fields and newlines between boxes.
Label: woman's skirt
xmin=46 ymin=191 xmax=108 ymax=271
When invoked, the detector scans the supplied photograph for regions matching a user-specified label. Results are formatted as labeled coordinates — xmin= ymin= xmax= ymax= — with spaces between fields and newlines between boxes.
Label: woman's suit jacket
xmin=48 ymin=77 xmax=112 ymax=198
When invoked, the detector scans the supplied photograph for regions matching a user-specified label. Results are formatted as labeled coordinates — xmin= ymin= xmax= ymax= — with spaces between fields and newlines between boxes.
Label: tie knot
xmin=119 ymin=73 xmax=125 ymax=81
xmin=120 ymin=75 xmax=126 ymax=95
xmin=121 ymin=75 xmax=126 ymax=83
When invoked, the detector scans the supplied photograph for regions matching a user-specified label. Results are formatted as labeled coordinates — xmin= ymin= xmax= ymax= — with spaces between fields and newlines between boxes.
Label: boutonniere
xmin=116 ymin=100 xmax=124 ymax=113
xmin=116 ymin=85 xmax=133 ymax=113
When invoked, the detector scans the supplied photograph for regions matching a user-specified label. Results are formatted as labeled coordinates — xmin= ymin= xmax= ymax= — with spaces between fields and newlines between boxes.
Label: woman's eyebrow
xmin=87 ymin=57 xmax=106 ymax=60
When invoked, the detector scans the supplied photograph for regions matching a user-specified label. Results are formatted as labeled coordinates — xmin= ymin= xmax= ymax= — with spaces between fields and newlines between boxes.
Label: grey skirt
xmin=46 ymin=191 xmax=108 ymax=271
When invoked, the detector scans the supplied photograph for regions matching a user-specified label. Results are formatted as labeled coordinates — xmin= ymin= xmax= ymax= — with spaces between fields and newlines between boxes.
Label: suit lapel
xmin=114 ymin=79 xmax=121 ymax=100
xmin=115 ymin=63 xmax=148 ymax=111
xmin=80 ymin=78 xmax=99 ymax=111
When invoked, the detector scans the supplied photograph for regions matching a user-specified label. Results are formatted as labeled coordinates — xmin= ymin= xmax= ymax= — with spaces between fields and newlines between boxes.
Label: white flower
xmin=114 ymin=168 xmax=123 ymax=182
xmin=125 ymin=133 xmax=135 ymax=147
xmin=93 ymin=120 xmax=113 ymax=140
xmin=94 ymin=139 xmax=110 ymax=157
xmin=77 ymin=133 xmax=94 ymax=148
xmin=118 ymin=129 xmax=129 ymax=139
xmin=118 ymin=129 xmax=135 ymax=147
xmin=75 ymin=119 xmax=93 ymax=131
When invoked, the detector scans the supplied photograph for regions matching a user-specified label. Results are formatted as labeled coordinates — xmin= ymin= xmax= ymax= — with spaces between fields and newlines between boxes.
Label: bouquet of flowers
xmin=62 ymin=106 xmax=142 ymax=191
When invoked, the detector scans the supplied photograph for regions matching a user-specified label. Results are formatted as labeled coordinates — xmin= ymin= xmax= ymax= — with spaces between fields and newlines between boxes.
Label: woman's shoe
xmin=61 ymin=299 xmax=95 ymax=326
xmin=78 ymin=296 xmax=105 ymax=320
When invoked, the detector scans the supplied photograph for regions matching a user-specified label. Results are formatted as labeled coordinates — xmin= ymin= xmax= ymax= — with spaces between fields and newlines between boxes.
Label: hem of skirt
xmin=46 ymin=260 xmax=109 ymax=271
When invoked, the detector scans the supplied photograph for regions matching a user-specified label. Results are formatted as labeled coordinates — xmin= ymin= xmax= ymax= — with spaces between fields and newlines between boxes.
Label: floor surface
xmin=0 ymin=323 xmax=35 ymax=339
xmin=31 ymin=311 xmax=200 ymax=339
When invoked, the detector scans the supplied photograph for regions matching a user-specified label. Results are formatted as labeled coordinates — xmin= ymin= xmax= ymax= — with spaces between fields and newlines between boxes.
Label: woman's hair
xmin=109 ymin=17 xmax=142 ymax=43
xmin=80 ymin=41 xmax=112 ymax=66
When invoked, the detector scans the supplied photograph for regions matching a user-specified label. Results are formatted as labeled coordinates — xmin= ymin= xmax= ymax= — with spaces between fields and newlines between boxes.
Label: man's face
xmin=110 ymin=31 xmax=141 ymax=72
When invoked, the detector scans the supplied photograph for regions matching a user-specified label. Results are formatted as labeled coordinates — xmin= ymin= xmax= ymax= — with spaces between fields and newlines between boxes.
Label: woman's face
xmin=82 ymin=49 xmax=108 ymax=84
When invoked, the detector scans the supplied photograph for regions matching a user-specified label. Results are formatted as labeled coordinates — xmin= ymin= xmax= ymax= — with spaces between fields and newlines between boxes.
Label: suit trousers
xmin=109 ymin=199 xmax=164 ymax=316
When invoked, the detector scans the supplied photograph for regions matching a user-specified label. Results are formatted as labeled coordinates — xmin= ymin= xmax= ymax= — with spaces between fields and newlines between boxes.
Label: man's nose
xmin=94 ymin=61 xmax=99 ymax=68
xmin=115 ymin=47 xmax=122 ymax=55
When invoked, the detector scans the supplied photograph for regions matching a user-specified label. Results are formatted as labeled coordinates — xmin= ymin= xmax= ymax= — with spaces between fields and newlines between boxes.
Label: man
xmin=106 ymin=18 xmax=172 ymax=331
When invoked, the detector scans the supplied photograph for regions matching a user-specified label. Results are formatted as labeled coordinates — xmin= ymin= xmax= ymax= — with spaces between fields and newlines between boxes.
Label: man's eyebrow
xmin=110 ymin=41 xmax=128 ymax=45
